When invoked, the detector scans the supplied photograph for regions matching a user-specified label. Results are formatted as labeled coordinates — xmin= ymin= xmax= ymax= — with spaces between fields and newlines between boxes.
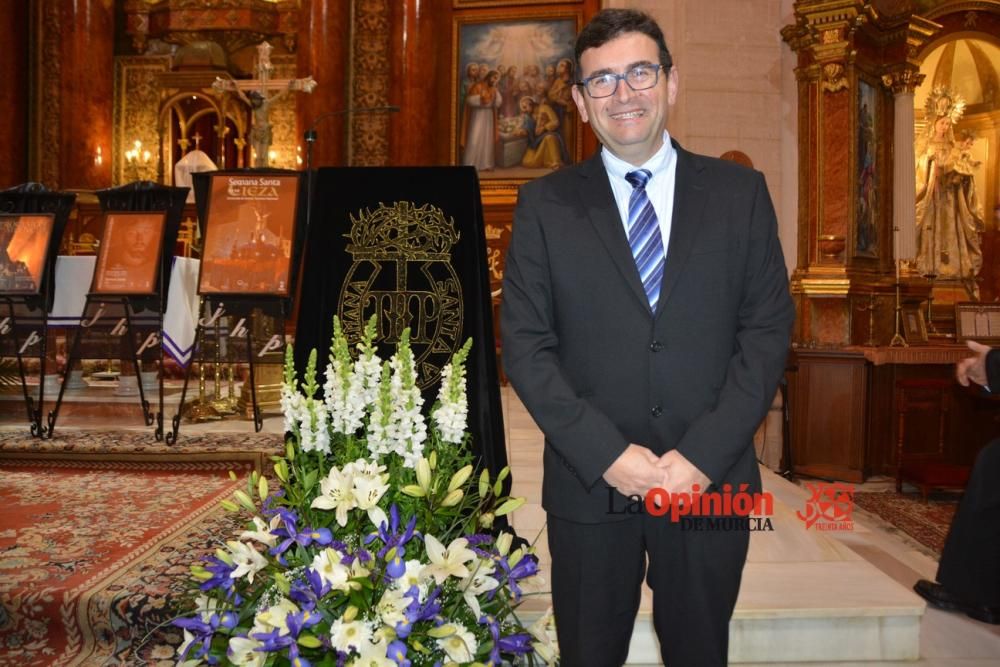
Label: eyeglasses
xmin=576 ymin=64 xmax=666 ymax=99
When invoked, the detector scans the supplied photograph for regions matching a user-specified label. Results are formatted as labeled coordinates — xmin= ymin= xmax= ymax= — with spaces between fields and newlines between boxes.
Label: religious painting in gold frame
xmin=902 ymin=305 xmax=928 ymax=345
xmin=452 ymin=9 xmax=584 ymax=197
xmin=0 ymin=214 xmax=57 ymax=295
xmin=855 ymin=78 xmax=879 ymax=258
xmin=198 ymin=172 xmax=301 ymax=297
xmin=91 ymin=212 xmax=167 ymax=295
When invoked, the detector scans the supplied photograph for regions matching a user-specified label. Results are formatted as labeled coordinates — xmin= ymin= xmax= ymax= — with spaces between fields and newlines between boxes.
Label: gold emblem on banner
xmin=340 ymin=202 xmax=463 ymax=388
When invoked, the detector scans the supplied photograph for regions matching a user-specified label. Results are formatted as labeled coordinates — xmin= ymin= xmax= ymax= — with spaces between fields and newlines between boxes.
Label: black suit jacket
xmin=501 ymin=141 xmax=795 ymax=523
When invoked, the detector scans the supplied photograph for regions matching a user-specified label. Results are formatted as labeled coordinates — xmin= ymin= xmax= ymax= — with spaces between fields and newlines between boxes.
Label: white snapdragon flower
xmin=297 ymin=398 xmax=330 ymax=454
xmin=432 ymin=358 xmax=469 ymax=444
xmin=279 ymin=383 xmax=303 ymax=435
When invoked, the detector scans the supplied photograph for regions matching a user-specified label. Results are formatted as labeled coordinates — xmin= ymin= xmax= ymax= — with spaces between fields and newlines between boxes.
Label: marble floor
xmin=2 ymin=383 xmax=999 ymax=665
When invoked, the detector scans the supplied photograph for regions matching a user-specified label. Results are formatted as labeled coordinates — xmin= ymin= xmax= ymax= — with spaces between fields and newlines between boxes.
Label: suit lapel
xmin=577 ymin=153 xmax=651 ymax=312
xmin=656 ymin=142 xmax=708 ymax=318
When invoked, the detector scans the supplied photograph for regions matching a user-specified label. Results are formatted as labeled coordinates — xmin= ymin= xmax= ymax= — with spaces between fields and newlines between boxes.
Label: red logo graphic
xmin=796 ymin=482 xmax=855 ymax=530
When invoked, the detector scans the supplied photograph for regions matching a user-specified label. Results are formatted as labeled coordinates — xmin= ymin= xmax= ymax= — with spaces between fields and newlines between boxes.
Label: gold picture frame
xmin=955 ymin=302 xmax=1000 ymax=344
xmin=902 ymin=306 xmax=928 ymax=344
xmin=452 ymin=9 xmax=584 ymax=200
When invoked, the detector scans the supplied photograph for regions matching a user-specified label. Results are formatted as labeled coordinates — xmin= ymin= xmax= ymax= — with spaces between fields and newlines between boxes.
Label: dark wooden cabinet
xmin=788 ymin=346 xmax=1000 ymax=482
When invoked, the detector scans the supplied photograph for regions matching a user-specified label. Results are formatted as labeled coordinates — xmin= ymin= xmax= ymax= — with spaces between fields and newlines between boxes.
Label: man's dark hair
xmin=574 ymin=9 xmax=673 ymax=77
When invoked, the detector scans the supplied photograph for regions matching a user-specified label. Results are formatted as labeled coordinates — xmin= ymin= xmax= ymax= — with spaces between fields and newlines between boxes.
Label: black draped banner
xmin=294 ymin=167 xmax=507 ymax=476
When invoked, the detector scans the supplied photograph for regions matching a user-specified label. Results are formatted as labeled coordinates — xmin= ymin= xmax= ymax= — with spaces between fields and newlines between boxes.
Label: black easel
xmin=46 ymin=182 xmax=187 ymax=439
xmin=0 ymin=184 xmax=76 ymax=436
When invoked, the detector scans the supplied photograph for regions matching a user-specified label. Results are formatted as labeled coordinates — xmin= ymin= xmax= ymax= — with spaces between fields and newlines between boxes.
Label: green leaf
xmin=303 ymin=469 xmax=318 ymax=493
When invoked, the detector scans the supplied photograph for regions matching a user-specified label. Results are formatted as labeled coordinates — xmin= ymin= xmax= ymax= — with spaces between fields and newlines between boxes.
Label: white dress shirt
xmin=600 ymin=130 xmax=677 ymax=258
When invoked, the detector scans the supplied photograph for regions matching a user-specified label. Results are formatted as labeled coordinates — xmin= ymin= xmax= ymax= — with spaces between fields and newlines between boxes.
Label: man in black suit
xmin=914 ymin=340 xmax=1000 ymax=624
xmin=501 ymin=8 xmax=794 ymax=666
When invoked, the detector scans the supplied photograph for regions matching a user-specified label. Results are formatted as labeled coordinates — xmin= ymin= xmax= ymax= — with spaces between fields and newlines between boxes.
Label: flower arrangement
xmin=173 ymin=317 xmax=557 ymax=666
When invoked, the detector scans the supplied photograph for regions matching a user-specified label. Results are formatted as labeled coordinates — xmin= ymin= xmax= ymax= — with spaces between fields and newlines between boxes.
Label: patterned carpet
xmin=0 ymin=431 xmax=283 ymax=666
xmin=852 ymin=491 xmax=961 ymax=556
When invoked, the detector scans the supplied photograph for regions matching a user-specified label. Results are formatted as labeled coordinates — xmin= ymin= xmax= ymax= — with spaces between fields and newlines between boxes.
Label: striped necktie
xmin=625 ymin=169 xmax=665 ymax=312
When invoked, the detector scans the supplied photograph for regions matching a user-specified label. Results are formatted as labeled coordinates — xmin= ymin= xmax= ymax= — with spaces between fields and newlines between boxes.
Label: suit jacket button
xmin=650 ymin=341 xmax=663 ymax=352
xmin=651 ymin=405 xmax=663 ymax=417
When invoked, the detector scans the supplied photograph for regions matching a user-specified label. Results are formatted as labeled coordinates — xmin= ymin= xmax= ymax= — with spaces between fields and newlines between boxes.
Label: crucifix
xmin=213 ymin=42 xmax=316 ymax=168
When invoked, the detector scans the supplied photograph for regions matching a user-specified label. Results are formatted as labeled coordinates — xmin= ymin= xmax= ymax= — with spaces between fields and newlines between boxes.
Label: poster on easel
xmin=197 ymin=172 xmax=301 ymax=297
xmin=91 ymin=211 xmax=167 ymax=295
xmin=0 ymin=213 xmax=57 ymax=295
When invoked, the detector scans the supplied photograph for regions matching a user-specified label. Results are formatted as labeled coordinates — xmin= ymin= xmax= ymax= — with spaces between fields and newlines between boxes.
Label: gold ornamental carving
xmin=880 ymin=68 xmax=925 ymax=95
xmin=339 ymin=202 xmax=463 ymax=388
xmin=821 ymin=63 xmax=849 ymax=93
xmin=349 ymin=0 xmax=391 ymax=166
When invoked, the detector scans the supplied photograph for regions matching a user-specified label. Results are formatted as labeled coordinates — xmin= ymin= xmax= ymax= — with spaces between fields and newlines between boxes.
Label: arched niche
xmin=913 ymin=4 xmax=1000 ymax=301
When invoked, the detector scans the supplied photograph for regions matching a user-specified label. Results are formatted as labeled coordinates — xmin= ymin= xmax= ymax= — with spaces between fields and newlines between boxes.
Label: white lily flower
xmin=255 ymin=597 xmax=298 ymax=634
xmin=528 ymin=607 xmax=560 ymax=664
xmin=228 ymin=635 xmax=266 ymax=667
xmin=311 ymin=548 xmax=351 ymax=592
xmin=436 ymin=626 xmax=477 ymax=664
xmin=353 ymin=473 xmax=389 ymax=510
xmin=311 ymin=466 xmax=357 ymax=527
xmin=460 ymin=565 xmax=500 ymax=620
xmin=226 ymin=541 xmax=267 ymax=584
xmin=239 ymin=515 xmax=281 ymax=547
xmin=369 ymin=586 xmax=408 ymax=628
xmin=423 ymin=535 xmax=476 ymax=584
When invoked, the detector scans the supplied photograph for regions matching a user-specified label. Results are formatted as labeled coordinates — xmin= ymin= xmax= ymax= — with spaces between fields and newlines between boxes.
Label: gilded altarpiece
xmin=114 ymin=57 xmax=170 ymax=186
xmin=783 ymin=1 xmax=937 ymax=347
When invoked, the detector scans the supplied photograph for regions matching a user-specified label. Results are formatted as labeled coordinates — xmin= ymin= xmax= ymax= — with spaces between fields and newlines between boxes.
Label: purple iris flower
xmin=286 ymin=609 xmax=322 ymax=638
xmin=173 ymin=615 xmax=215 ymax=663
xmin=199 ymin=555 xmax=237 ymax=596
xmin=364 ymin=505 xmax=419 ymax=580
xmin=269 ymin=508 xmax=333 ymax=565
xmin=480 ymin=615 xmax=534 ymax=665
xmin=290 ymin=568 xmax=333 ymax=610
xmin=386 ymin=639 xmax=411 ymax=666
xmin=491 ymin=552 xmax=539 ymax=601
xmin=251 ymin=627 xmax=295 ymax=652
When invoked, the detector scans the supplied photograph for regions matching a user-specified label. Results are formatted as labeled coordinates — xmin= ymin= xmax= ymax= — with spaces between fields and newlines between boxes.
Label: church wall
xmin=605 ymin=0 xmax=799 ymax=275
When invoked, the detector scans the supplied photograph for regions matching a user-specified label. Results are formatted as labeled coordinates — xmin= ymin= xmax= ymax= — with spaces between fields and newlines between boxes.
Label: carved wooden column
xmin=33 ymin=0 xmax=115 ymax=190
xmin=348 ymin=0 xmax=392 ymax=166
xmin=783 ymin=1 xmax=938 ymax=346
xmin=388 ymin=0 xmax=451 ymax=166
xmin=297 ymin=0 xmax=350 ymax=169
xmin=0 ymin=1 xmax=30 ymax=188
